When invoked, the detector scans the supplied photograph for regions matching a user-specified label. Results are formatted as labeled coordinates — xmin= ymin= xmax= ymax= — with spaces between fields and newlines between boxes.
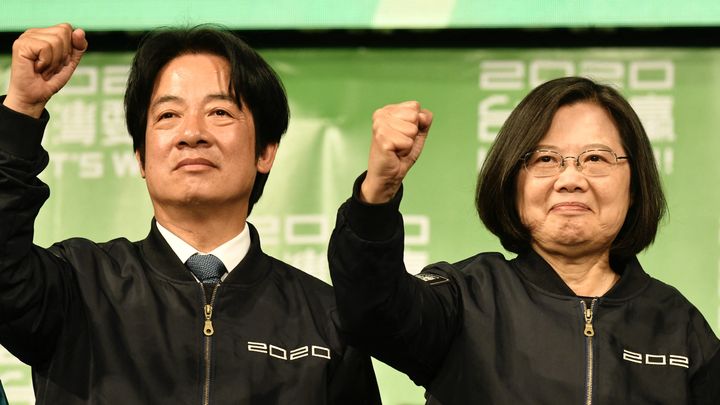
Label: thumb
xmin=69 ymin=28 xmax=87 ymax=64
xmin=407 ymin=110 xmax=433 ymax=163
xmin=407 ymin=131 xmax=427 ymax=164
xmin=418 ymin=109 xmax=433 ymax=137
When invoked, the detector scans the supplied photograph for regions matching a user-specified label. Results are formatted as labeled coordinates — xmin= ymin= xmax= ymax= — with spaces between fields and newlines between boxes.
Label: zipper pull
xmin=583 ymin=306 xmax=595 ymax=337
xmin=582 ymin=299 xmax=597 ymax=337
xmin=203 ymin=304 xmax=214 ymax=336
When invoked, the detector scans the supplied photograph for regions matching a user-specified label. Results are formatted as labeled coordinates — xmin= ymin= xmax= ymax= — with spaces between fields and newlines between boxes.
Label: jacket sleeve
xmin=327 ymin=342 xmax=382 ymax=404
xmin=689 ymin=310 xmax=720 ymax=405
xmin=0 ymin=98 xmax=76 ymax=366
xmin=328 ymin=173 xmax=461 ymax=387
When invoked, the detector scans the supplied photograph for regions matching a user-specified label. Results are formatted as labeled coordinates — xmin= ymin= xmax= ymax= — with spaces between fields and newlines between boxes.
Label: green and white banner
xmin=2 ymin=0 xmax=720 ymax=30
xmin=1 ymin=48 xmax=719 ymax=404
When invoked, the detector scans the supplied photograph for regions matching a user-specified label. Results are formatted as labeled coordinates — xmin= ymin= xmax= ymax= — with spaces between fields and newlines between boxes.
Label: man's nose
xmin=178 ymin=114 xmax=208 ymax=146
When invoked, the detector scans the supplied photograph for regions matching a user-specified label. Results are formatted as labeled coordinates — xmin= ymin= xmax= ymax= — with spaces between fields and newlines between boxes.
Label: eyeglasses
xmin=521 ymin=149 xmax=629 ymax=177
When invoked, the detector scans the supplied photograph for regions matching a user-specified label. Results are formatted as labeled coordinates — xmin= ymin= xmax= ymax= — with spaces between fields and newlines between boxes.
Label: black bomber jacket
xmin=0 ymin=100 xmax=381 ymax=404
xmin=328 ymin=174 xmax=720 ymax=405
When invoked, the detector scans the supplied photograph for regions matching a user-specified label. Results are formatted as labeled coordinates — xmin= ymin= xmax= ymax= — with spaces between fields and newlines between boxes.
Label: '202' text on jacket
xmin=329 ymin=175 xmax=720 ymax=405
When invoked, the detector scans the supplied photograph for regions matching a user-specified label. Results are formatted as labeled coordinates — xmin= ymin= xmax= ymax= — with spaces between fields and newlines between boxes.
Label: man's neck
xmin=153 ymin=204 xmax=248 ymax=253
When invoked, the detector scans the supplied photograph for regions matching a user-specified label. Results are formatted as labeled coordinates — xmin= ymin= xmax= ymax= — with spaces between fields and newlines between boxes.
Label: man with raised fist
xmin=0 ymin=24 xmax=379 ymax=404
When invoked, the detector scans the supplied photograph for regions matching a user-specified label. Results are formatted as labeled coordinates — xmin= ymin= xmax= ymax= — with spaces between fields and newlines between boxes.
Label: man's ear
xmin=256 ymin=143 xmax=278 ymax=174
xmin=135 ymin=150 xmax=146 ymax=178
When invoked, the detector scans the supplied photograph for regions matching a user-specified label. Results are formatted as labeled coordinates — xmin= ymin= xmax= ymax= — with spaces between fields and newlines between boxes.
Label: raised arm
xmin=0 ymin=24 xmax=87 ymax=366
xmin=360 ymin=101 xmax=432 ymax=203
xmin=329 ymin=102 xmax=461 ymax=386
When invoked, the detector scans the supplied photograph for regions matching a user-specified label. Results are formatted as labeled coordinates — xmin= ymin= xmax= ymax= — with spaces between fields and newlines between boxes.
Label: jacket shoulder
xmin=423 ymin=251 xmax=513 ymax=278
xmin=452 ymin=251 xmax=511 ymax=270
xmin=49 ymin=236 xmax=136 ymax=256
xmin=46 ymin=237 xmax=139 ymax=272
xmin=641 ymin=276 xmax=703 ymax=308
xmin=267 ymin=256 xmax=334 ymax=295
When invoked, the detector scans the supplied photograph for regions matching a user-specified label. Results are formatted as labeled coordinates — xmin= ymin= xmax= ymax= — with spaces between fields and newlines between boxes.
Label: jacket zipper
xmin=581 ymin=298 xmax=597 ymax=405
xmin=201 ymin=284 xmax=220 ymax=405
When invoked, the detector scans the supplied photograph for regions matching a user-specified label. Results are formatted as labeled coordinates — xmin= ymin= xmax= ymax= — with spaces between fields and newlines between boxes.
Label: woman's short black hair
xmin=124 ymin=25 xmax=289 ymax=215
xmin=476 ymin=76 xmax=666 ymax=258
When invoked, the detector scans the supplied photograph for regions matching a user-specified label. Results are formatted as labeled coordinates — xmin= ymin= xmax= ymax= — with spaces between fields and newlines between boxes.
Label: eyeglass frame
xmin=520 ymin=148 xmax=629 ymax=177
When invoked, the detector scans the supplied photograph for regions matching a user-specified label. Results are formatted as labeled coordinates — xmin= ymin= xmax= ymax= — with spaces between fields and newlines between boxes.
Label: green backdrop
xmin=0 ymin=48 xmax=718 ymax=404
xmin=2 ymin=0 xmax=720 ymax=29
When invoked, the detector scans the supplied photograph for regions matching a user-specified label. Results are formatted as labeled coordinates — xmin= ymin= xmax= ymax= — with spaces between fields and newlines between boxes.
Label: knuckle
xmin=371 ymin=120 xmax=385 ymax=134
xmin=372 ymin=109 xmax=383 ymax=120
xmin=11 ymin=38 xmax=22 ymax=52
xmin=372 ymin=126 xmax=390 ymax=140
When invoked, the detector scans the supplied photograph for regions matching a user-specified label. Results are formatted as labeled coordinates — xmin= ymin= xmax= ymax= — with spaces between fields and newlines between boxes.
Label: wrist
xmin=348 ymin=172 xmax=403 ymax=241
xmin=360 ymin=177 xmax=401 ymax=204
xmin=3 ymin=94 xmax=46 ymax=119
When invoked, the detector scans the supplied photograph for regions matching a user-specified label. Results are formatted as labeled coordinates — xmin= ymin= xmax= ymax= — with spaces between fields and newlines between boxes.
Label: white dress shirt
xmin=156 ymin=221 xmax=251 ymax=282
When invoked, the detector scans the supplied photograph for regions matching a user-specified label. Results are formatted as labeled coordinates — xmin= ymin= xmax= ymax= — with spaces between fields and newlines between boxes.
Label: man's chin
xmin=155 ymin=193 xmax=219 ymax=207
xmin=150 ymin=190 xmax=248 ymax=212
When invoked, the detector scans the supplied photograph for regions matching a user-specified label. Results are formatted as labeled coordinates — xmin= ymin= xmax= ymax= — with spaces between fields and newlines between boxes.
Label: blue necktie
xmin=185 ymin=253 xmax=226 ymax=284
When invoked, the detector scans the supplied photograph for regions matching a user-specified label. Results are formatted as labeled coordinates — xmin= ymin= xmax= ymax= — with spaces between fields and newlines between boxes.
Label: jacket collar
xmin=510 ymin=249 xmax=651 ymax=301
xmin=138 ymin=219 xmax=272 ymax=286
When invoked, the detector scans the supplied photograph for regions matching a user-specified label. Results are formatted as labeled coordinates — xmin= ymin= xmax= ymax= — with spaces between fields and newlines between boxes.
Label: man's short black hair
xmin=124 ymin=25 xmax=289 ymax=215
xmin=476 ymin=76 xmax=666 ymax=258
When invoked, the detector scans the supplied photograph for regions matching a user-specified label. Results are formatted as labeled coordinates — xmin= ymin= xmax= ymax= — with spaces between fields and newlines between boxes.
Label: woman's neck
xmin=532 ymin=244 xmax=620 ymax=297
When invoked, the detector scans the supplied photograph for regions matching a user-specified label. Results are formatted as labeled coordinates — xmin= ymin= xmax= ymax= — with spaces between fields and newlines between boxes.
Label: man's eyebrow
xmin=149 ymin=94 xmax=239 ymax=112
xmin=205 ymin=93 xmax=238 ymax=104
xmin=150 ymin=95 xmax=182 ymax=111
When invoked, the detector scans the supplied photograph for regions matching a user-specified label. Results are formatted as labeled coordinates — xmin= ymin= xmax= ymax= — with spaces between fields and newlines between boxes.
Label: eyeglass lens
xmin=524 ymin=149 xmax=619 ymax=177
